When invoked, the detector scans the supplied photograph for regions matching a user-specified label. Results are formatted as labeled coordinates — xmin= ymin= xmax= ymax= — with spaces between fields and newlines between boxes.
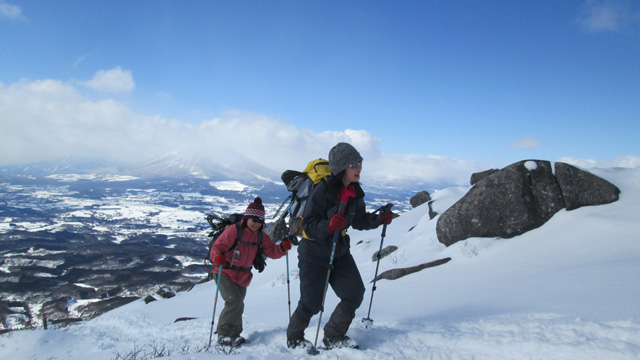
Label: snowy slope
xmin=1 ymin=167 xmax=639 ymax=360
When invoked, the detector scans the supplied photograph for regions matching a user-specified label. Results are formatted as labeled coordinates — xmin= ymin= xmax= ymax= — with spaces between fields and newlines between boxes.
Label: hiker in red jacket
xmin=210 ymin=197 xmax=292 ymax=347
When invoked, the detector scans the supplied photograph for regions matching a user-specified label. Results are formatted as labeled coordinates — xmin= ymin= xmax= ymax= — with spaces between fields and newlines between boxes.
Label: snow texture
xmin=1 ymin=167 xmax=639 ymax=360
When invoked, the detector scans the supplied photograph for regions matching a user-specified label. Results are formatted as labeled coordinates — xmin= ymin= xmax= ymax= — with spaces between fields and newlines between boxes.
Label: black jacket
xmin=299 ymin=178 xmax=380 ymax=265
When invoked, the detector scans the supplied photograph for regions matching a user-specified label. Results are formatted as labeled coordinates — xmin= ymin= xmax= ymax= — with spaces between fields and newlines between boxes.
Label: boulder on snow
xmin=555 ymin=162 xmax=621 ymax=210
xmin=470 ymin=168 xmax=499 ymax=185
xmin=157 ymin=287 xmax=175 ymax=299
xmin=373 ymin=257 xmax=452 ymax=281
xmin=372 ymin=245 xmax=398 ymax=262
xmin=410 ymin=191 xmax=432 ymax=208
xmin=174 ymin=317 xmax=196 ymax=323
xmin=428 ymin=201 xmax=438 ymax=219
xmin=144 ymin=295 xmax=157 ymax=304
xmin=436 ymin=160 xmax=621 ymax=247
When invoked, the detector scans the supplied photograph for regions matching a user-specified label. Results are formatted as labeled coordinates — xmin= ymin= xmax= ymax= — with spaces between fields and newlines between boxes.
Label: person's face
xmin=247 ymin=216 xmax=263 ymax=232
xmin=342 ymin=161 xmax=362 ymax=186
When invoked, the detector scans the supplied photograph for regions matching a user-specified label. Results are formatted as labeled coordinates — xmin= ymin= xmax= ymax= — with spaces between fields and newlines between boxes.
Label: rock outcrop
xmin=436 ymin=160 xmax=620 ymax=247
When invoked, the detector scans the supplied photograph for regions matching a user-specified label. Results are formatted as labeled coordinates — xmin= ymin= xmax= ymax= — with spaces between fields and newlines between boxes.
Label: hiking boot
xmin=216 ymin=335 xmax=233 ymax=346
xmin=217 ymin=335 xmax=247 ymax=348
xmin=323 ymin=335 xmax=359 ymax=350
xmin=232 ymin=336 xmax=247 ymax=347
xmin=287 ymin=338 xmax=313 ymax=349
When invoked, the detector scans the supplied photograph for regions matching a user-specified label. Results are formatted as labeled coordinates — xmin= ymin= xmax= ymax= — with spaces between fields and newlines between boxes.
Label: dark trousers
xmin=215 ymin=273 xmax=247 ymax=338
xmin=287 ymin=253 xmax=365 ymax=340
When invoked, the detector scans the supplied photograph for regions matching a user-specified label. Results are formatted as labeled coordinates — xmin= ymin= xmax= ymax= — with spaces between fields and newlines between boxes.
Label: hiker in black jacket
xmin=286 ymin=142 xmax=394 ymax=350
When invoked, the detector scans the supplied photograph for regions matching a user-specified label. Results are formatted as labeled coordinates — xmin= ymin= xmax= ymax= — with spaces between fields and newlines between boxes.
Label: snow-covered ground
xmin=1 ymin=167 xmax=639 ymax=360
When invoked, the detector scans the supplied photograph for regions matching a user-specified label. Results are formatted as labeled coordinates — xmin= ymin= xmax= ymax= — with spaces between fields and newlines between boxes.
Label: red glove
xmin=281 ymin=239 xmax=292 ymax=251
xmin=326 ymin=213 xmax=346 ymax=234
xmin=214 ymin=253 xmax=226 ymax=266
xmin=379 ymin=211 xmax=393 ymax=225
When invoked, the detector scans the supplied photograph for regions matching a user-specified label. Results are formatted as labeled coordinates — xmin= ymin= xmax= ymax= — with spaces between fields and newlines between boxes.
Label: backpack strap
xmin=222 ymin=223 xmax=263 ymax=273
xmin=236 ymin=222 xmax=263 ymax=247
xmin=224 ymin=264 xmax=252 ymax=272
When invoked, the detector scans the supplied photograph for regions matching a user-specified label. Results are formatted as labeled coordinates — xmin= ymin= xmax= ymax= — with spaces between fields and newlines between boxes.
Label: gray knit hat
xmin=328 ymin=142 xmax=363 ymax=175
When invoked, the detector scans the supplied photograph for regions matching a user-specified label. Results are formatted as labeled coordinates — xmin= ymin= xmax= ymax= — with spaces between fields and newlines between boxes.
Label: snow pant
xmin=286 ymin=253 xmax=364 ymax=340
xmin=215 ymin=273 xmax=247 ymax=338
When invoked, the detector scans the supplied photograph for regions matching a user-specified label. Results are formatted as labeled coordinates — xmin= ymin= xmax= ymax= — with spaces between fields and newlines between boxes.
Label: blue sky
xmin=1 ymin=1 xmax=639 ymax=184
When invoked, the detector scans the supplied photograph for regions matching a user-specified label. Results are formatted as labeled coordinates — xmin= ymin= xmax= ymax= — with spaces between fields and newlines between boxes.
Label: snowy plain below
xmin=1 ymin=166 xmax=639 ymax=360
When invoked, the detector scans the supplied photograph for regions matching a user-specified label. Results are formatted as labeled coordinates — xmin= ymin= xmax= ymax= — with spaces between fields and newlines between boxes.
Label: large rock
xmin=470 ymin=169 xmax=498 ymax=185
xmin=410 ymin=191 xmax=431 ymax=208
xmin=555 ymin=162 xmax=621 ymax=210
xmin=436 ymin=160 xmax=620 ymax=247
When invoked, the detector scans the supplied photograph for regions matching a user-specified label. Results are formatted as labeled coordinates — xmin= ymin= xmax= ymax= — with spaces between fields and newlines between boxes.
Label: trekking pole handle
xmin=374 ymin=203 xmax=394 ymax=224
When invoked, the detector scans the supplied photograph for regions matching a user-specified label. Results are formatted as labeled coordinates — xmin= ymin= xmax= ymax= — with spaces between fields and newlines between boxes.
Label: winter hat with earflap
xmin=244 ymin=197 xmax=265 ymax=220
xmin=328 ymin=142 xmax=363 ymax=175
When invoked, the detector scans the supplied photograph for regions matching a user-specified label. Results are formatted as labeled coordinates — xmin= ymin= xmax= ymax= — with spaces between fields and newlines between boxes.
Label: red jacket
xmin=210 ymin=224 xmax=286 ymax=287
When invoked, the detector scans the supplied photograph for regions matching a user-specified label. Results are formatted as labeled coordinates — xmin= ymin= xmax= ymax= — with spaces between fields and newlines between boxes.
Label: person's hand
xmin=214 ymin=253 xmax=226 ymax=266
xmin=379 ymin=211 xmax=393 ymax=225
xmin=281 ymin=239 xmax=292 ymax=251
xmin=326 ymin=213 xmax=346 ymax=234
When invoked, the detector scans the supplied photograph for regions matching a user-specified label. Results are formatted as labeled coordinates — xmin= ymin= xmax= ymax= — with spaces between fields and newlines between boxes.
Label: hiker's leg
xmin=295 ymin=258 xmax=327 ymax=318
xmin=323 ymin=254 xmax=364 ymax=338
xmin=215 ymin=274 xmax=247 ymax=337
xmin=287 ymin=258 xmax=325 ymax=339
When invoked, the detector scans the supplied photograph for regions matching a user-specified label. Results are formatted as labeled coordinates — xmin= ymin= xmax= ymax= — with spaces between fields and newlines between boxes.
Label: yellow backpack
xmin=279 ymin=159 xmax=331 ymax=240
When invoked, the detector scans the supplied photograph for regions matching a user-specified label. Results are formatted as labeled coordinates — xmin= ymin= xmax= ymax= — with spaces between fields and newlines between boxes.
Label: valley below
xmin=0 ymin=171 xmax=413 ymax=332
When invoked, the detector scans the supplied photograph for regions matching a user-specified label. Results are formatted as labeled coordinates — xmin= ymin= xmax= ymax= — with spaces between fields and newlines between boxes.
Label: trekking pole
xmin=362 ymin=203 xmax=393 ymax=328
xmin=285 ymin=245 xmax=292 ymax=320
xmin=308 ymin=193 xmax=352 ymax=355
xmin=207 ymin=265 xmax=223 ymax=349
xmin=272 ymin=194 xmax=292 ymax=219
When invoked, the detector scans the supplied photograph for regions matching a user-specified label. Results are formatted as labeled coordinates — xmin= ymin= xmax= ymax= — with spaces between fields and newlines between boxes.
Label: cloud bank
xmin=577 ymin=0 xmax=639 ymax=32
xmin=1 ymin=77 xmax=637 ymax=187
xmin=0 ymin=1 xmax=21 ymax=19
xmin=82 ymin=67 xmax=135 ymax=93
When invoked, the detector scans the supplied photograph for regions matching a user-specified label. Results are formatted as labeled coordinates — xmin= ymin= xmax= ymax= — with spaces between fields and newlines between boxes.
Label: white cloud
xmin=558 ymin=155 xmax=640 ymax=169
xmin=577 ymin=0 xmax=635 ymax=32
xmin=0 ymin=78 xmax=485 ymax=186
xmin=83 ymin=67 xmax=135 ymax=93
xmin=3 ymin=78 xmax=636 ymax=187
xmin=0 ymin=1 xmax=21 ymax=19
xmin=509 ymin=137 xmax=540 ymax=149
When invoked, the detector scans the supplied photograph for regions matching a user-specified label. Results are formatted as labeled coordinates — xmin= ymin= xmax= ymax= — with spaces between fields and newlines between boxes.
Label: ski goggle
xmin=347 ymin=161 xmax=362 ymax=169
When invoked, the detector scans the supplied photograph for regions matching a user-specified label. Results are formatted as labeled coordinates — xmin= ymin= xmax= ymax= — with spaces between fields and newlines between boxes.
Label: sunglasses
xmin=347 ymin=161 xmax=362 ymax=169
xmin=249 ymin=217 xmax=264 ymax=224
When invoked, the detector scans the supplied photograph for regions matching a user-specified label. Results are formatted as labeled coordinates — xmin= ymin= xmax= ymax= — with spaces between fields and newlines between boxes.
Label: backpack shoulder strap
xmin=229 ymin=222 xmax=242 ymax=250
xmin=235 ymin=222 xmax=263 ymax=246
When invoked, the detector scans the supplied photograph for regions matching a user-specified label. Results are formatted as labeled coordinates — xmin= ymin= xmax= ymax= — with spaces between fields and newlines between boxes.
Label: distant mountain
xmin=0 ymin=157 xmax=121 ymax=176
xmin=122 ymin=151 xmax=281 ymax=183
xmin=0 ymin=152 xmax=282 ymax=184
xmin=0 ymin=153 xmax=450 ymax=194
